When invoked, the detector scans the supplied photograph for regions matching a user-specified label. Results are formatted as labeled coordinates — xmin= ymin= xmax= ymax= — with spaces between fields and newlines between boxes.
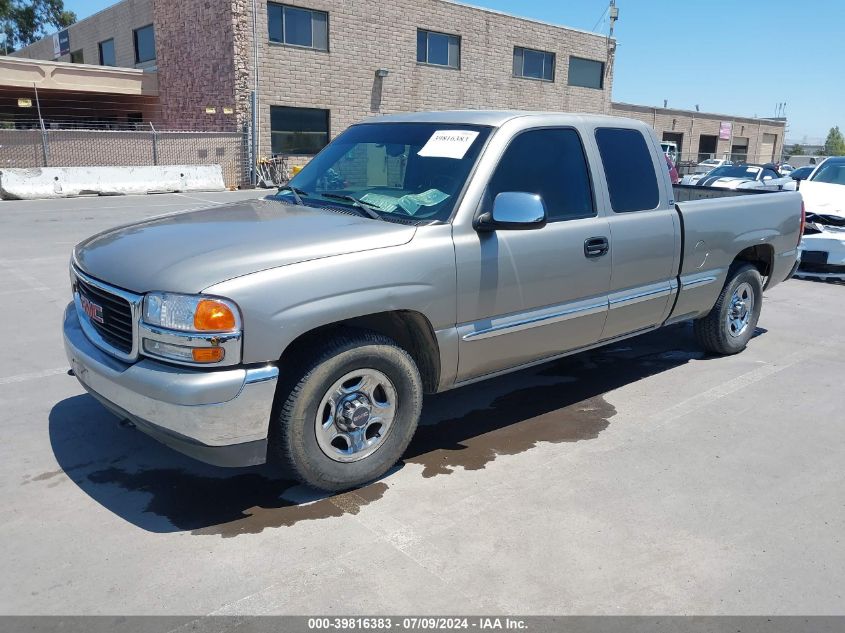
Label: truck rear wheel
xmin=693 ymin=263 xmax=763 ymax=355
xmin=271 ymin=331 xmax=422 ymax=492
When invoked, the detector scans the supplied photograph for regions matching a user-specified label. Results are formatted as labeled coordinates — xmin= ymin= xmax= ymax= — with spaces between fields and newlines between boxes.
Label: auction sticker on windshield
xmin=418 ymin=130 xmax=480 ymax=159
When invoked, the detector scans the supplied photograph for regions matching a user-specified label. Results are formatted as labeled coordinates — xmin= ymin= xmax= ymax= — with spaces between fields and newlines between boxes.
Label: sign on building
xmin=719 ymin=121 xmax=732 ymax=140
xmin=53 ymin=29 xmax=70 ymax=57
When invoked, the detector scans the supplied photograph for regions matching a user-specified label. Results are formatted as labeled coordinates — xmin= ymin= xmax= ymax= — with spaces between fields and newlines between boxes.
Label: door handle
xmin=584 ymin=236 xmax=609 ymax=258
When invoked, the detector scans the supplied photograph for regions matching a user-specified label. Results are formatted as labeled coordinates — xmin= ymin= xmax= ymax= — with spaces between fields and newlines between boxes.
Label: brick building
xmin=611 ymin=102 xmax=785 ymax=165
xmin=8 ymin=0 xmax=784 ymax=166
xmin=11 ymin=0 xmax=614 ymax=158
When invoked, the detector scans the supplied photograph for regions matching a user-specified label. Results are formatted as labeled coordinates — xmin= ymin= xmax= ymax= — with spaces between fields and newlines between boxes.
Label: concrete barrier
xmin=0 ymin=165 xmax=226 ymax=200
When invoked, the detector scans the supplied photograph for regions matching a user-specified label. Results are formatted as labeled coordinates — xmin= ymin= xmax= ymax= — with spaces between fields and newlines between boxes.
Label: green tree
xmin=788 ymin=143 xmax=804 ymax=156
xmin=1 ymin=0 xmax=75 ymax=54
xmin=823 ymin=126 xmax=845 ymax=156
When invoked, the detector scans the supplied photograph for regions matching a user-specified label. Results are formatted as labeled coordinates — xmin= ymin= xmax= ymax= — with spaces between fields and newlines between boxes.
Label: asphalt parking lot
xmin=1 ymin=190 xmax=844 ymax=616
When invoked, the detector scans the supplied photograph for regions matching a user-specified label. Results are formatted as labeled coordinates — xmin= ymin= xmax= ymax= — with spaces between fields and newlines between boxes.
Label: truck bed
xmin=667 ymin=187 xmax=803 ymax=324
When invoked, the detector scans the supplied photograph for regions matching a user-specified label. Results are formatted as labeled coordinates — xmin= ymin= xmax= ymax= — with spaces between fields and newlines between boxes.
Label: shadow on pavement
xmin=46 ymin=322 xmax=735 ymax=536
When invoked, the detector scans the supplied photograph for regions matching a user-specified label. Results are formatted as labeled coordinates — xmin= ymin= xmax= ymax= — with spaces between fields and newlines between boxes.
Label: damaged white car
xmin=795 ymin=157 xmax=845 ymax=281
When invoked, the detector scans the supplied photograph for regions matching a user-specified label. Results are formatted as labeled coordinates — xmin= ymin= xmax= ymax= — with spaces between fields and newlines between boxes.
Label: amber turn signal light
xmin=193 ymin=299 xmax=237 ymax=331
xmin=192 ymin=347 xmax=225 ymax=363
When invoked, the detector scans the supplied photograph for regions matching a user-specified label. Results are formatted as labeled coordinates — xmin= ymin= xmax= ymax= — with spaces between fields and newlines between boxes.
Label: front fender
xmin=203 ymin=224 xmax=458 ymax=366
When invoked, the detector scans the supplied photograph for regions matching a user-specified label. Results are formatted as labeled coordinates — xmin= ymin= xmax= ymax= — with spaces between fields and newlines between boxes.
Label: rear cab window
xmin=595 ymin=127 xmax=660 ymax=213
xmin=486 ymin=128 xmax=595 ymax=222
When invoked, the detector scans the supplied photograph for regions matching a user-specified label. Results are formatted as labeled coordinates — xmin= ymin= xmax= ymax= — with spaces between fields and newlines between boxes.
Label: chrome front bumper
xmin=63 ymin=303 xmax=279 ymax=467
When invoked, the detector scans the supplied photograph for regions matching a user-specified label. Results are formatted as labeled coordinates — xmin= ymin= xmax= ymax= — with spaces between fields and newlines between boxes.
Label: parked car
xmin=794 ymin=156 xmax=845 ymax=281
xmin=693 ymin=158 xmax=731 ymax=174
xmin=789 ymin=165 xmax=814 ymax=182
xmin=660 ymin=141 xmax=678 ymax=163
xmin=680 ymin=163 xmax=791 ymax=189
xmin=63 ymin=111 xmax=803 ymax=491
xmin=779 ymin=163 xmax=795 ymax=175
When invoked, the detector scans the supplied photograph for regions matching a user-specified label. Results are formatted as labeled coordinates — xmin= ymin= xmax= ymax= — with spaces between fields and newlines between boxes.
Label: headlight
xmin=141 ymin=292 xmax=242 ymax=366
xmin=143 ymin=292 xmax=240 ymax=332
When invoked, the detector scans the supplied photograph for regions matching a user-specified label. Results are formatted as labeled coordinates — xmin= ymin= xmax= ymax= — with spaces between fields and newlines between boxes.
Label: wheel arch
xmin=732 ymin=243 xmax=774 ymax=285
xmin=277 ymin=309 xmax=442 ymax=395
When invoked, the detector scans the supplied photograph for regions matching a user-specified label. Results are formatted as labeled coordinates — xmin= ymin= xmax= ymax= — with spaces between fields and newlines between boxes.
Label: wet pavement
xmin=1 ymin=192 xmax=845 ymax=615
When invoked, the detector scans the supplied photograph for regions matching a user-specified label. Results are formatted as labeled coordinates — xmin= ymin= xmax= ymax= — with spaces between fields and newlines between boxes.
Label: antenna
xmin=608 ymin=1 xmax=619 ymax=38
xmin=604 ymin=1 xmax=618 ymax=80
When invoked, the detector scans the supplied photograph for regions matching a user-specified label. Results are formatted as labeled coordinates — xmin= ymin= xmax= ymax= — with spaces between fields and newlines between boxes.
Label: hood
xmin=798 ymin=181 xmax=845 ymax=218
xmin=74 ymin=198 xmax=417 ymax=293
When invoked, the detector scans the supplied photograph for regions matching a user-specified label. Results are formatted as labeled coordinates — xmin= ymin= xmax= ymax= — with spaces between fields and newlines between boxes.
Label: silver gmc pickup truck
xmin=63 ymin=111 xmax=804 ymax=491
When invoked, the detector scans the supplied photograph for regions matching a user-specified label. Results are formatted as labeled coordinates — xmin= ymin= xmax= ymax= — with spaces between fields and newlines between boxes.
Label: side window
xmin=762 ymin=169 xmax=778 ymax=180
xmin=486 ymin=128 xmax=594 ymax=222
xmin=595 ymin=128 xmax=659 ymax=213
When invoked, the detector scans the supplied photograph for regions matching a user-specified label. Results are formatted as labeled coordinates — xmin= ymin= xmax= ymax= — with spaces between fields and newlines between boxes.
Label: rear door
xmin=593 ymin=127 xmax=679 ymax=340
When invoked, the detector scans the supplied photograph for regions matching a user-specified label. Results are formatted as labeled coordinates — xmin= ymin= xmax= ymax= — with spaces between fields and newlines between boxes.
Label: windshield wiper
xmin=276 ymin=185 xmax=308 ymax=206
xmin=318 ymin=193 xmax=382 ymax=220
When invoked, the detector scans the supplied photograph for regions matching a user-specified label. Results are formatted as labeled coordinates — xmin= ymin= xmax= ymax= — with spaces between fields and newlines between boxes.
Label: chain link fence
xmin=0 ymin=126 xmax=251 ymax=189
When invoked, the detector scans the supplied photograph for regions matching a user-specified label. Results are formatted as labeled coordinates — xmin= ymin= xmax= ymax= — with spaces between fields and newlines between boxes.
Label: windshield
xmin=810 ymin=161 xmax=845 ymax=185
xmin=275 ymin=122 xmax=492 ymax=222
xmin=706 ymin=165 xmax=761 ymax=179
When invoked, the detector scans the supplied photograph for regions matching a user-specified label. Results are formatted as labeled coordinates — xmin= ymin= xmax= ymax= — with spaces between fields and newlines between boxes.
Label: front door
xmin=454 ymin=127 xmax=612 ymax=382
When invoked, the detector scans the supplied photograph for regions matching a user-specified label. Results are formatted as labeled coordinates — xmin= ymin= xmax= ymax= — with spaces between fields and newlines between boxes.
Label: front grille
xmin=75 ymin=274 xmax=135 ymax=354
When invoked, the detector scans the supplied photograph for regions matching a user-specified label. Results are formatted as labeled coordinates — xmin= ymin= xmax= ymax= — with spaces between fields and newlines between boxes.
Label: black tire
xmin=270 ymin=331 xmax=422 ymax=492
xmin=693 ymin=263 xmax=763 ymax=355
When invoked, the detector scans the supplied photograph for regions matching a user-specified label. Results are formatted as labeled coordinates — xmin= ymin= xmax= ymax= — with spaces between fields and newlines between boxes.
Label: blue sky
xmin=64 ymin=0 xmax=841 ymax=142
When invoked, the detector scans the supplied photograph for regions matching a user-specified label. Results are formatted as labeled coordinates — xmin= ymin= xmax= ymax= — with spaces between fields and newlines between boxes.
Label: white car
xmin=795 ymin=157 xmax=845 ymax=281
xmin=692 ymin=158 xmax=731 ymax=175
xmin=680 ymin=164 xmax=791 ymax=189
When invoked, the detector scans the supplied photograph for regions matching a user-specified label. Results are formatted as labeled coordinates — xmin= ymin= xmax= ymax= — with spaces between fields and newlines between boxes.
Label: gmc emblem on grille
xmin=80 ymin=295 xmax=104 ymax=324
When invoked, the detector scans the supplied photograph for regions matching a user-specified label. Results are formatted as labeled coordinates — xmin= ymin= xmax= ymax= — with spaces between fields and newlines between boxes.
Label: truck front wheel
xmin=693 ymin=263 xmax=763 ymax=355
xmin=271 ymin=331 xmax=422 ymax=492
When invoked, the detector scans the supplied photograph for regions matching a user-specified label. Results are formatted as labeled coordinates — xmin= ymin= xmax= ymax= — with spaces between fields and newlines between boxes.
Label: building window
xmin=595 ymin=128 xmax=659 ymax=213
xmin=513 ymin=47 xmax=555 ymax=81
xmin=568 ymin=56 xmax=604 ymax=89
xmin=98 ymin=38 xmax=115 ymax=66
xmin=70 ymin=49 xmax=84 ymax=64
xmin=416 ymin=29 xmax=460 ymax=68
xmin=268 ymin=3 xmax=328 ymax=50
xmin=133 ymin=24 xmax=155 ymax=64
xmin=270 ymin=106 xmax=330 ymax=155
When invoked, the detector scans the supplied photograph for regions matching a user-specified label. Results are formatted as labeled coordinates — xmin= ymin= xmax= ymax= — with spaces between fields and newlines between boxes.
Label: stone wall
xmin=151 ymin=0 xmax=240 ymax=130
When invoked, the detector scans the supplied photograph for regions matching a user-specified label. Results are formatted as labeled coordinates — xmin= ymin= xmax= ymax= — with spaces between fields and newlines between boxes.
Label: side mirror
xmin=475 ymin=192 xmax=547 ymax=231
xmin=763 ymin=175 xmax=773 ymax=181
